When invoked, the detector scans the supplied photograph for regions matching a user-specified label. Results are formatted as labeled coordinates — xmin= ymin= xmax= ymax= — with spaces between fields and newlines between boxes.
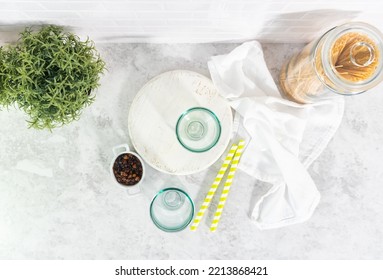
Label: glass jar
xmin=280 ymin=22 xmax=383 ymax=103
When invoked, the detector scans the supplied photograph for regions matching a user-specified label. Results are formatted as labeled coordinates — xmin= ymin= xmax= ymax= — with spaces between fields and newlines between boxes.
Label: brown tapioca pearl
xmin=113 ymin=153 xmax=143 ymax=186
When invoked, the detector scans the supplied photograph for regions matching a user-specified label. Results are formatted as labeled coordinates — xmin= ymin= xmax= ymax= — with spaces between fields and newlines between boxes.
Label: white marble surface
xmin=1 ymin=43 xmax=383 ymax=259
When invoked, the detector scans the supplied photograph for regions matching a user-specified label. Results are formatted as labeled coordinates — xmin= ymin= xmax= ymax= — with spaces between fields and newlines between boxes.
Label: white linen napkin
xmin=208 ymin=41 xmax=344 ymax=229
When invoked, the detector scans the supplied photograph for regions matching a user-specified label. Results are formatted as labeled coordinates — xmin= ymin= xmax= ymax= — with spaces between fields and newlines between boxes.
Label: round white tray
xmin=128 ymin=70 xmax=233 ymax=175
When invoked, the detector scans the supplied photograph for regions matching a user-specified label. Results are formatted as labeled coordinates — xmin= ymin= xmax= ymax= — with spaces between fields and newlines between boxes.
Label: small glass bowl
xmin=176 ymin=107 xmax=221 ymax=153
xmin=149 ymin=188 xmax=194 ymax=232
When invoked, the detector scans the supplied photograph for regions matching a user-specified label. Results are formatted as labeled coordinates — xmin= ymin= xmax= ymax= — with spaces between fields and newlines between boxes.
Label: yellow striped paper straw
xmin=210 ymin=140 xmax=245 ymax=232
xmin=190 ymin=143 xmax=238 ymax=231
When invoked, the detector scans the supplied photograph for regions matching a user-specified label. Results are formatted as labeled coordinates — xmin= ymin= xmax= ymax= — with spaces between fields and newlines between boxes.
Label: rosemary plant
xmin=0 ymin=25 xmax=105 ymax=129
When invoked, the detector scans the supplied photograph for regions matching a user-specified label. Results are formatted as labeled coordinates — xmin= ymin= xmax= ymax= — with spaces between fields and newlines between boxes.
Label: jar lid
xmin=149 ymin=188 xmax=194 ymax=232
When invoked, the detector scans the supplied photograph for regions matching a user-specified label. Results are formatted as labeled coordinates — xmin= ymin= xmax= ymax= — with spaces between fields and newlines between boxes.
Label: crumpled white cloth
xmin=208 ymin=41 xmax=344 ymax=229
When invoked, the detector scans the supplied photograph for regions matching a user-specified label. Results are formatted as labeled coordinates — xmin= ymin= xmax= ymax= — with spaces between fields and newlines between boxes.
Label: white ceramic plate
xmin=128 ymin=70 xmax=233 ymax=175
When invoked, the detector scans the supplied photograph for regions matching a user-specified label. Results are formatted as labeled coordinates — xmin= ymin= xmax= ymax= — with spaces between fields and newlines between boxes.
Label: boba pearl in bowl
xmin=176 ymin=107 xmax=221 ymax=153
xmin=110 ymin=144 xmax=145 ymax=196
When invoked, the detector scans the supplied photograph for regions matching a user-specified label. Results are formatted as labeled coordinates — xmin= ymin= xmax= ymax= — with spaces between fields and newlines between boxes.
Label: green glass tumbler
xmin=176 ymin=107 xmax=221 ymax=153
xmin=150 ymin=188 xmax=194 ymax=232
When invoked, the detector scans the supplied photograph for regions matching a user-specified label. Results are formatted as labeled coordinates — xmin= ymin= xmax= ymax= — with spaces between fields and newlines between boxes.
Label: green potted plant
xmin=0 ymin=25 xmax=105 ymax=129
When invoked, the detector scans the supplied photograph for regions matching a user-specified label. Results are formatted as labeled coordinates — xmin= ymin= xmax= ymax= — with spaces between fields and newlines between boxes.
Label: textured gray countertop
xmin=1 ymin=43 xmax=383 ymax=259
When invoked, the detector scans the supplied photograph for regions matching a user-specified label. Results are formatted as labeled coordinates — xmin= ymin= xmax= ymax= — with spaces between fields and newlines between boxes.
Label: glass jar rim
xmin=317 ymin=22 xmax=383 ymax=95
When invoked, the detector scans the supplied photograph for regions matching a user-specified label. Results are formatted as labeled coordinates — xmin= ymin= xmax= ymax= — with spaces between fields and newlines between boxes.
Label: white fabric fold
xmin=208 ymin=41 xmax=344 ymax=229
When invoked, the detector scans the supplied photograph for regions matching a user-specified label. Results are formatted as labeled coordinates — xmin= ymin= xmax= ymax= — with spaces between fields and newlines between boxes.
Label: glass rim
xmin=149 ymin=187 xmax=195 ymax=232
xmin=318 ymin=22 xmax=383 ymax=95
xmin=175 ymin=107 xmax=222 ymax=153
